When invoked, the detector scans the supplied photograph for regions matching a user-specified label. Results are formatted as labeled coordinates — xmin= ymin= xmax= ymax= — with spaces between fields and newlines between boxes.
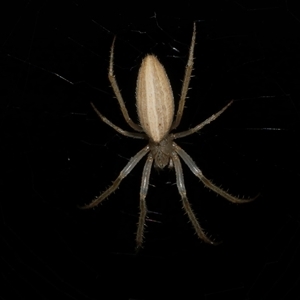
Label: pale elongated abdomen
xmin=136 ymin=55 xmax=174 ymax=143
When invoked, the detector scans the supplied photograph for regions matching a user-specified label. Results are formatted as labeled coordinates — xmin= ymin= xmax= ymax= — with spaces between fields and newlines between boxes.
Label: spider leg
xmin=172 ymin=151 xmax=215 ymax=244
xmin=172 ymin=22 xmax=196 ymax=130
xmin=91 ymin=102 xmax=146 ymax=139
xmin=80 ymin=146 xmax=150 ymax=209
xmin=174 ymin=143 xmax=258 ymax=203
xmin=136 ymin=153 xmax=153 ymax=249
xmin=173 ymin=100 xmax=233 ymax=139
xmin=109 ymin=37 xmax=143 ymax=132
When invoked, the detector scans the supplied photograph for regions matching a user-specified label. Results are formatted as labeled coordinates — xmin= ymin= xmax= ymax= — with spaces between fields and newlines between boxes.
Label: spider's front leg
xmin=175 ymin=143 xmax=258 ymax=204
xmin=172 ymin=152 xmax=215 ymax=244
xmin=136 ymin=154 xmax=153 ymax=249
xmin=80 ymin=146 xmax=150 ymax=209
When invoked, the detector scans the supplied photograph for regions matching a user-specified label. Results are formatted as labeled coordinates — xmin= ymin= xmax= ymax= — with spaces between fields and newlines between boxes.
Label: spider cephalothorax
xmin=149 ymin=136 xmax=175 ymax=169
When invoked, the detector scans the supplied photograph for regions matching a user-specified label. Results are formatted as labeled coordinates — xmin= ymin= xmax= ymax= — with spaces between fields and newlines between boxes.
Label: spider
xmin=81 ymin=23 xmax=257 ymax=249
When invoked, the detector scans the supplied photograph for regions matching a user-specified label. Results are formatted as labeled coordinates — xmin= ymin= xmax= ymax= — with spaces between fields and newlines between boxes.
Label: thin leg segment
xmin=136 ymin=154 xmax=153 ymax=249
xmin=91 ymin=102 xmax=146 ymax=139
xmin=174 ymin=143 xmax=258 ymax=203
xmin=172 ymin=22 xmax=196 ymax=130
xmin=173 ymin=100 xmax=233 ymax=139
xmin=80 ymin=146 xmax=150 ymax=209
xmin=109 ymin=37 xmax=143 ymax=132
xmin=172 ymin=152 xmax=215 ymax=244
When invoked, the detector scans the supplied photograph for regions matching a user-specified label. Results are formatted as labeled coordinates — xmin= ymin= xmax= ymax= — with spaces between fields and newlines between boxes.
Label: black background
xmin=1 ymin=1 xmax=300 ymax=299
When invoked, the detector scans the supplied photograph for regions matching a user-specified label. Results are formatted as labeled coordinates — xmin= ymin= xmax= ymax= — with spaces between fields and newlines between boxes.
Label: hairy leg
xmin=136 ymin=154 xmax=153 ymax=249
xmin=80 ymin=146 xmax=150 ymax=209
